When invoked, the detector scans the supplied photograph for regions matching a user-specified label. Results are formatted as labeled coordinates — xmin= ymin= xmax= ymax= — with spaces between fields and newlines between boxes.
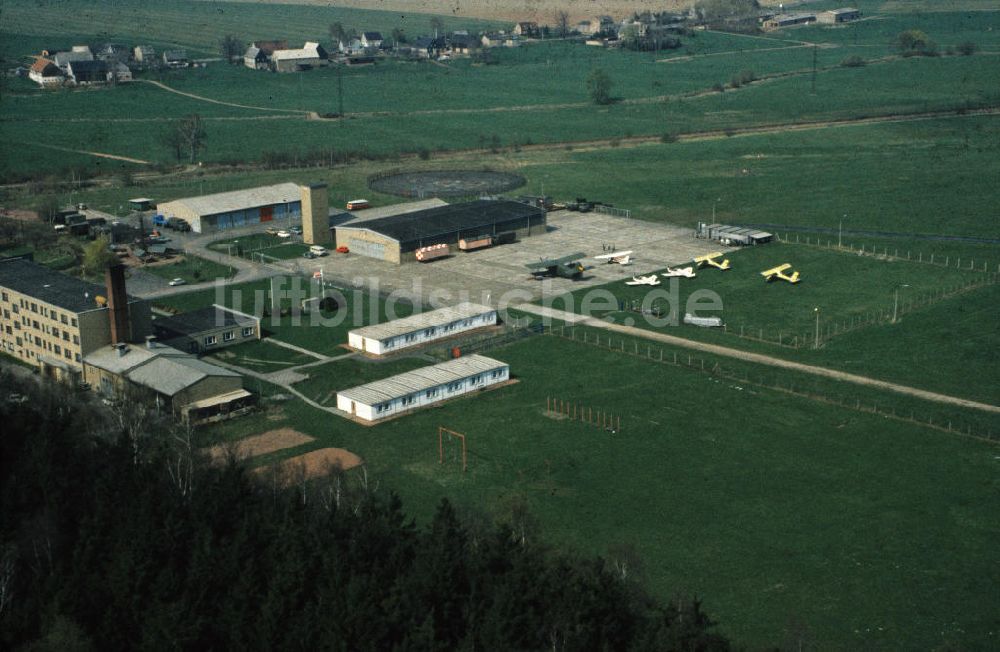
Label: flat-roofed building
xmin=335 ymin=199 xmax=546 ymax=263
xmin=156 ymin=182 xmax=305 ymax=233
xmin=152 ymin=304 xmax=261 ymax=354
xmin=0 ymin=258 xmax=151 ymax=382
xmin=337 ymin=354 xmax=509 ymax=422
xmin=348 ymin=302 xmax=497 ymax=355
xmin=763 ymin=13 xmax=817 ymax=30
xmin=817 ymin=8 xmax=861 ymax=24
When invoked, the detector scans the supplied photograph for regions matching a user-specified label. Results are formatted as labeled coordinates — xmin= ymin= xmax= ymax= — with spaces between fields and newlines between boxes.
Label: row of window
xmin=371 ymin=368 xmax=506 ymax=413
xmin=203 ymin=327 xmax=256 ymax=346
xmin=1 ymin=293 xmax=78 ymax=328
xmin=3 ymin=314 xmax=80 ymax=345
xmin=381 ymin=316 xmax=487 ymax=349
xmin=5 ymin=337 xmax=80 ymax=363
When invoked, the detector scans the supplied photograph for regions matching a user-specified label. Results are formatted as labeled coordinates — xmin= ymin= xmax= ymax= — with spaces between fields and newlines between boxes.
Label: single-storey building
xmin=29 ymin=58 xmax=63 ymax=87
xmin=817 ymin=8 xmax=861 ymax=24
xmin=162 ymin=50 xmax=189 ymax=67
xmin=763 ymin=13 xmax=817 ymax=30
xmin=152 ymin=304 xmax=261 ymax=354
xmin=481 ymin=33 xmax=520 ymax=48
xmin=334 ymin=199 xmax=546 ymax=264
xmin=53 ymin=46 xmax=93 ymax=72
xmin=696 ymin=223 xmax=773 ymax=246
xmin=83 ymin=339 xmax=249 ymax=417
xmin=336 ymin=354 xmax=509 ymax=422
xmin=271 ymin=42 xmax=327 ymax=72
xmin=348 ymin=302 xmax=497 ymax=356
xmin=156 ymin=182 xmax=304 ymax=233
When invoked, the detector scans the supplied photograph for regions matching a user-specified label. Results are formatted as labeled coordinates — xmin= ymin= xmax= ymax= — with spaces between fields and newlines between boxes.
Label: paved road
xmin=516 ymin=304 xmax=1000 ymax=414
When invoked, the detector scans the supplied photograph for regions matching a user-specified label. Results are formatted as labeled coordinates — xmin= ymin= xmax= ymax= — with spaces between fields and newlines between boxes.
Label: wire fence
xmin=775 ymin=232 xmax=1000 ymax=274
xmin=548 ymin=325 xmax=999 ymax=445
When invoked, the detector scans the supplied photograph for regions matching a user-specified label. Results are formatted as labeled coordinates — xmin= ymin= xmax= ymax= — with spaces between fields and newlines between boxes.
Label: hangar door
xmin=349 ymin=238 xmax=385 ymax=260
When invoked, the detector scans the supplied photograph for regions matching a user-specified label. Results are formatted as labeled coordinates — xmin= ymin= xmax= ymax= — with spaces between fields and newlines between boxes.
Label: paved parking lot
xmin=278 ymin=211 xmax=725 ymax=306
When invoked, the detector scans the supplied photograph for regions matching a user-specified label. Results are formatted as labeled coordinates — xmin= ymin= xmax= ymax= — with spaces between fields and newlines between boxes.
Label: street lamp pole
xmin=892 ymin=284 xmax=910 ymax=323
xmin=814 ymin=307 xmax=820 ymax=349
xmin=839 ymin=214 xmax=845 ymax=248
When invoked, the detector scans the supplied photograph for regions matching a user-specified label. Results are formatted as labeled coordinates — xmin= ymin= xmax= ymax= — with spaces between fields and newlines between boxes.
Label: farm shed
xmin=152 ymin=304 xmax=261 ymax=354
xmin=271 ymin=42 xmax=327 ymax=72
xmin=696 ymin=223 xmax=773 ymax=246
xmin=334 ymin=199 xmax=546 ymax=264
xmin=347 ymin=302 xmax=497 ymax=356
xmin=763 ymin=13 xmax=816 ymax=30
xmin=156 ymin=182 xmax=304 ymax=233
xmin=817 ymin=8 xmax=861 ymax=24
xmin=128 ymin=198 xmax=153 ymax=211
xmin=336 ymin=354 xmax=509 ymax=422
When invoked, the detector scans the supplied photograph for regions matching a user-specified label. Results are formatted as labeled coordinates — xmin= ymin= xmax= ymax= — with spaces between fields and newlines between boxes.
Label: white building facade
xmin=336 ymin=354 xmax=509 ymax=422
xmin=347 ymin=302 xmax=497 ymax=355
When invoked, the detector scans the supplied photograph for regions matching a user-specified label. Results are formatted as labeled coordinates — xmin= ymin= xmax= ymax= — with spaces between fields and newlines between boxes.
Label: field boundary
xmin=550 ymin=326 xmax=999 ymax=444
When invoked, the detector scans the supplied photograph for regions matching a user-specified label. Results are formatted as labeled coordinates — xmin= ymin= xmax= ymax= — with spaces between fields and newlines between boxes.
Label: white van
xmin=309 ymin=245 xmax=328 ymax=256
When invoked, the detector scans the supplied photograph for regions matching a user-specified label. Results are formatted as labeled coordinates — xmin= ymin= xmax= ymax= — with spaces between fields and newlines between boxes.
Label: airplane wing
xmin=595 ymin=250 xmax=634 ymax=261
xmin=527 ymin=252 xmax=586 ymax=270
xmin=694 ymin=252 xmax=725 ymax=263
xmin=760 ymin=263 xmax=792 ymax=277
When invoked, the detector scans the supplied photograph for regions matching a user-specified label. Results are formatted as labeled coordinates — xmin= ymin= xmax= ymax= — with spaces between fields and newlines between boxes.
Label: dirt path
xmin=516 ymin=305 xmax=1000 ymax=414
xmin=12 ymin=140 xmax=151 ymax=165
xmin=135 ymin=79 xmax=311 ymax=115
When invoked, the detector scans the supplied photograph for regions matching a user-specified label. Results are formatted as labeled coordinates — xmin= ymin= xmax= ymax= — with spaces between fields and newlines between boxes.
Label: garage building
xmin=335 ymin=199 xmax=546 ymax=263
xmin=696 ymin=223 xmax=773 ymax=246
xmin=348 ymin=302 xmax=497 ymax=355
xmin=336 ymin=354 xmax=509 ymax=422
xmin=157 ymin=183 xmax=305 ymax=234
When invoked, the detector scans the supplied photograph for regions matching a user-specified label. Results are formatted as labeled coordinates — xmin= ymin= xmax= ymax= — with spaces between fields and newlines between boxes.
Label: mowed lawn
xmin=206 ymin=335 xmax=1000 ymax=650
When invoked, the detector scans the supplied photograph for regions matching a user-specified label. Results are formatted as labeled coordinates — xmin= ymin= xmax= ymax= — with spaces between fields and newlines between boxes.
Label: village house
xmin=817 ymin=8 xmax=862 ymax=24
xmin=361 ymin=31 xmax=383 ymax=49
xmin=243 ymin=40 xmax=287 ymax=69
xmin=133 ymin=45 xmax=155 ymax=64
xmin=270 ymin=42 xmax=328 ymax=72
xmin=29 ymin=58 xmax=64 ymax=87
xmin=162 ymin=49 xmax=189 ymax=68
xmin=53 ymin=46 xmax=93 ymax=72
xmin=513 ymin=21 xmax=539 ymax=37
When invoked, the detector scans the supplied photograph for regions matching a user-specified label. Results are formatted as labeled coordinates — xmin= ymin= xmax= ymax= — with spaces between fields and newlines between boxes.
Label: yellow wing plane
xmin=761 ymin=263 xmax=800 ymax=284
xmin=693 ymin=252 xmax=731 ymax=270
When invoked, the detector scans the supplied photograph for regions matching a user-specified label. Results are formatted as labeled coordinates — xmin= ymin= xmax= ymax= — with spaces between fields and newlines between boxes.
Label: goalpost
xmin=438 ymin=427 xmax=467 ymax=473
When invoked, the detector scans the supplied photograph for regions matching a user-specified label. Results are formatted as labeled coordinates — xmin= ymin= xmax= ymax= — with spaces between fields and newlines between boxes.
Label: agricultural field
xmin=197 ymin=334 xmax=1000 ymax=650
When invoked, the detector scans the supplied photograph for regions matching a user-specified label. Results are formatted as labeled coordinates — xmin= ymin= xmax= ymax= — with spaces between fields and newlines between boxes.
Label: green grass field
xmin=207 ymin=234 xmax=309 ymax=260
xmin=209 ymin=339 xmax=317 ymax=370
xmin=197 ymin=334 xmax=1000 ymax=650
xmin=140 ymin=254 xmax=234 ymax=284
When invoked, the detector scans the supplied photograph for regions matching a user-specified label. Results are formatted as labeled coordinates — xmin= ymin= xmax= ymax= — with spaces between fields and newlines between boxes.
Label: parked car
xmin=265 ymin=227 xmax=280 ymax=236
xmin=276 ymin=230 xmax=291 ymax=239
xmin=309 ymin=245 xmax=328 ymax=256
xmin=168 ymin=278 xmax=186 ymax=286
xmin=302 ymin=251 xmax=317 ymax=259
xmin=289 ymin=226 xmax=302 ymax=235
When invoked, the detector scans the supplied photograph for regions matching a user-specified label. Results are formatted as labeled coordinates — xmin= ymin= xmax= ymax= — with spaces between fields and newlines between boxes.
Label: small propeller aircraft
xmin=694 ymin=252 xmax=731 ymax=271
xmin=760 ymin=263 xmax=801 ymax=284
xmin=526 ymin=252 xmax=586 ymax=279
xmin=661 ymin=265 xmax=696 ymax=278
xmin=625 ymin=274 xmax=660 ymax=286
xmin=594 ymin=250 xmax=634 ymax=266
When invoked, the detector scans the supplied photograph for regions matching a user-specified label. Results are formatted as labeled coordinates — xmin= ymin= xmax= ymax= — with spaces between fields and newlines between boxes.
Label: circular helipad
xmin=369 ymin=169 xmax=526 ymax=198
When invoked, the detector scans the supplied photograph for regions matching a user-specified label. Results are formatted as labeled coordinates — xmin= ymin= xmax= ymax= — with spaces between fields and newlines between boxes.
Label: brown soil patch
xmin=258 ymin=448 xmax=364 ymax=480
xmin=205 ymin=428 xmax=314 ymax=462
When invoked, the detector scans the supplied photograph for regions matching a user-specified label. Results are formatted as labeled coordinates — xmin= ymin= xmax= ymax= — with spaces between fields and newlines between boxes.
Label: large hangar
xmin=334 ymin=199 xmax=546 ymax=263
xmin=158 ymin=183 xmax=307 ymax=234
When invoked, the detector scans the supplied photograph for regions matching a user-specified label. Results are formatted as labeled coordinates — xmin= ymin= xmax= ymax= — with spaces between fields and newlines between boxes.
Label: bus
xmin=346 ymin=199 xmax=370 ymax=211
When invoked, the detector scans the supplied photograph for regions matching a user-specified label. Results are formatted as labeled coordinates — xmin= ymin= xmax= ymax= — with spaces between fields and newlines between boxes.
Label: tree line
xmin=0 ymin=371 xmax=733 ymax=651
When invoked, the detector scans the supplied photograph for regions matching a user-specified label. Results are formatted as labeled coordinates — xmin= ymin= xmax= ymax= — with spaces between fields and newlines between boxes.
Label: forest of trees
xmin=0 ymin=370 xmax=732 ymax=650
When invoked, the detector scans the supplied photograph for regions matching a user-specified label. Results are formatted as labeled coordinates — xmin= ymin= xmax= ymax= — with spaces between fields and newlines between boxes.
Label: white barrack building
xmin=347 ymin=302 xmax=497 ymax=355
xmin=336 ymin=354 xmax=509 ymax=422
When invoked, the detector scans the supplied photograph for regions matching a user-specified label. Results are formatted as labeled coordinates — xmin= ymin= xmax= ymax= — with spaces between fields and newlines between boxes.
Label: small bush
xmin=840 ymin=55 xmax=866 ymax=68
xmin=956 ymin=41 xmax=977 ymax=56
xmin=712 ymin=82 xmax=725 ymax=93
xmin=660 ymin=133 xmax=678 ymax=144
xmin=417 ymin=147 xmax=430 ymax=160
xmin=730 ymin=69 xmax=756 ymax=88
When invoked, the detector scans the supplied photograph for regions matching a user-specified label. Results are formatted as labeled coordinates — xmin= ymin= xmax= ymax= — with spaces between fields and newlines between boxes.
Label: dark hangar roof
xmin=153 ymin=305 xmax=257 ymax=336
xmin=343 ymin=200 xmax=544 ymax=243
xmin=0 ymin=258 xmax=108 ymax=313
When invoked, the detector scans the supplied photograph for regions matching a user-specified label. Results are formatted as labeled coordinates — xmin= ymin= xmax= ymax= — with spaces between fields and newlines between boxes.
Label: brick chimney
xmin=105 ymin=264 xmax=130 ymax=345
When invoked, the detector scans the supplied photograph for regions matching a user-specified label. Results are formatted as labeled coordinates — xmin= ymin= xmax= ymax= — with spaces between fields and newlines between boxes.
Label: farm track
xmin=517 ymin=305 xmax=1000 ymax=414
xmin=133 ymin=79 xmax=311 ymax=115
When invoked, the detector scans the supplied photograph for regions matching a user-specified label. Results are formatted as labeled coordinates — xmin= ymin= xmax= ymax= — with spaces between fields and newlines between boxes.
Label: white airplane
xmin=625 ymin=274 xmax=660 ymax=286
xmin=662 ymin=265 xmax=696 ymax=278
xmin=594 ymin=250 xmax=634 ymax=265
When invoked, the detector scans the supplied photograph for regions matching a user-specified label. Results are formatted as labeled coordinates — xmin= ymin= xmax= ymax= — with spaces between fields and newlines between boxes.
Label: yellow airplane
xmin=760 ymin=263 xmax=801 ymax=284
xmin=693 ymin=252 xmax=731 ymax=270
